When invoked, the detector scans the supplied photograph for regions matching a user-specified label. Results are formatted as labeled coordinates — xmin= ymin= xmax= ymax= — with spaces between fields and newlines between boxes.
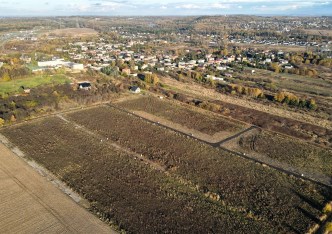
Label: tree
xmin=10 ymin=115 xmax=16 ymax=123
xmin=151 ymin=74 xmax=159 ymax=85
xmin=274 ymin=92 xmax=285 ymax=102
xmin=308 ymin=99 xmax=317 ymax=110
xmin=2 ymin=72 xmax=11 ymax=81
xmin=0 ymin=118 xmax=4 ymax=127
xmin=269 ymin=63 xmax=280 ymax=73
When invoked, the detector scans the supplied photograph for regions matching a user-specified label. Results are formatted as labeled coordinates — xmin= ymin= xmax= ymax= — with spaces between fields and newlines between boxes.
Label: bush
xmin=198 ymin=102 xmax=221 ymax=112
xmin=308 ymin=99 xmax=317 ymax=110
xmin=323 ymin=203 xmax=332 ymax=214
xmin=0 ymin=118 xmax=4 ymax=127
xmin=324 ymin=222 xmax=332 ymax=233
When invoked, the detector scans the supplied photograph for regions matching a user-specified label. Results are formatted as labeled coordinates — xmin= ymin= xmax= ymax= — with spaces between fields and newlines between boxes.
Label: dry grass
xmin=45 ymin=28 xmax=98 ymax=37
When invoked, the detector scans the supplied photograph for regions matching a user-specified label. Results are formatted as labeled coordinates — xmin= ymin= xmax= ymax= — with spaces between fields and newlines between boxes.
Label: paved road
xmin=108 ymin=103 xmax=332 ymax=189
xmin=0 ymin=143 xmax=116 ymax=234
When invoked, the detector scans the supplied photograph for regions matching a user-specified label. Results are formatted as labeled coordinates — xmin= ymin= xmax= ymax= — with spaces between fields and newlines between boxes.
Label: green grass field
xmin=0 ymin=74 xmax=70 ymax=97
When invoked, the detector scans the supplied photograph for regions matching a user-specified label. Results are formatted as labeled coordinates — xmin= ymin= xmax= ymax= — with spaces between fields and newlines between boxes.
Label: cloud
xmin=251 ymin=1 xmax=331 ymax=12
xmin=0 ymin=0 xmax=331 ymax=16
xmin=211 ymin=3 xmax=231 ymax=9
xmin=176 ymin=4 xmax=200 ymax=9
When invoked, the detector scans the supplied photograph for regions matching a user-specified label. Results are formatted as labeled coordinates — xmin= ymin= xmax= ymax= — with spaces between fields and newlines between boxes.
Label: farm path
xmin=0 ymin=143 xmax=115 ymax=234
xmin=213 ymin=125 xmax=258 ymax=146
xmin=107 ymin=103 xmax=332 ymax=189
xmin=56 ymin=114 xmax=202 ymax=196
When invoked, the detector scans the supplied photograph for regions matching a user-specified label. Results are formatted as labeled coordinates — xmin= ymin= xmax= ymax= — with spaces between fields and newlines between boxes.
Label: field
xmin=0 ymin=74 xmax=70 ymax=97
xmin=63 ymin=106 xmax=331 ymax=232
xmin=160 ymin=76 xmax=332 ymax=146
xmin=116 ymin=95 xmax=246 ymax=141
xmin=222 ymin=128 xmax=332 ymax=179
xmin=0 ymin=142 xmax=111 ymax=233
xmin=1 ymin=117 xmax=273 ymax=233
xmin=251 ymin=69 xmax=332 ymax=98
xmin=45 ymin=28 xmax=98 ymax=37
xmin=1 ymin=105 xmax=331 ymax=233
xmin=304 ymin=29 xmax=332 ymax=37
xmin=211 ymin=99 xmax=332 ymax=147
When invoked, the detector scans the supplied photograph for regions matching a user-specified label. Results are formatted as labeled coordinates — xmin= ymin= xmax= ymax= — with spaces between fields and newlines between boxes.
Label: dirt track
xmin=0 ymin=143 xmax=115 ymax=233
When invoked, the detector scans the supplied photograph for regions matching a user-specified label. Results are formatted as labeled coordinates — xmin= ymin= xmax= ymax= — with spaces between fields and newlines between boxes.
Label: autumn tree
xmin=1 ymin=72 xmax=11 ymax=81
xmin=274 ymin=92 xmax=285 ymax=102
xmin=10 ymin=115 xmax=16 ymax=123
xmin=144 ymin=73 xmax=159 ymax=85
xmin=308 ymin=99 xmax=317 ymax=110
xmin=0 ymin=118 xmax=4 ymax=127
xmin=269 ymin=63 xmax=280 ymax=73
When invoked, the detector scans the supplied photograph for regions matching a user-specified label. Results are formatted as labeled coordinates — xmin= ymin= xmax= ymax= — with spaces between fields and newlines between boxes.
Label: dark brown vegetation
xmin=210 ymin=99 xmax=332 ymax=147
xmin=116 ymin=96 xmax=245 ymax=135
xmin=1 ymin=117 xmax=274 ymax=233
xmin=229 ymin=129 xmax=332 ymax=177
xmin=62 ymin=106 xmax=332 ymax=233
xmin=158 ymin=87 xmax=331 ymax=147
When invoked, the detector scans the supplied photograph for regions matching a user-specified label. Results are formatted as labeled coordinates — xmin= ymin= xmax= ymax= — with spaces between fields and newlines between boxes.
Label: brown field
xmin=211 ymin=99 xmax=332 ymax=147
xmin=0 ymin=142 xmax=112 ymax=233
xmin=230 ymin=42 xmax=308 ymax=52
xmin=160 ymin=76 xmax=332 ymax=130
xmin=304 ymin=29 xmax=332 ymax=37
xmin=45 ymin=28 xmax=98 ymax=37
xmin=2 ymin=106 xmax=332 ymax=233
xmin=1 ymin=117 xmax=274 ymax=233
xmin=116 ymin=95 xmax=246 ymax=142
xmin=222 ymin=128 xmax=332 ymax=178
xmin=60 ymin=106 xmax=331 ymax=233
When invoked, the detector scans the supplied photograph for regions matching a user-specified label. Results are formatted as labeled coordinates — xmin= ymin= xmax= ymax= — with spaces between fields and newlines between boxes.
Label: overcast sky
xmin=0 ymin=0 xmax=331 ymax=16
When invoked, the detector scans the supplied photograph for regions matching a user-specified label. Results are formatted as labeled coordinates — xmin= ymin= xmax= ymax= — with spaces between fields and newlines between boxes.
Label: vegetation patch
xmin=224 ymin=129 xmax=332 ymax=177
xmin=62 ymin=106 xmax=331 ymax=233
xmin=1 ymin=117 xmax=274 ymax=233
xmin=0 ymin=74 xmax=70 ymax=97
xmin=116 ymin=95 xmax=245 ymax=136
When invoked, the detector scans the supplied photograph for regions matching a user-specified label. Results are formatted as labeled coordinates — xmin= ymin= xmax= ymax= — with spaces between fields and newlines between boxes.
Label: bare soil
xmin=45 ymin=28 xmax=98 ymax=37
xmin=0 ymin=142 xmax=113 ymax=233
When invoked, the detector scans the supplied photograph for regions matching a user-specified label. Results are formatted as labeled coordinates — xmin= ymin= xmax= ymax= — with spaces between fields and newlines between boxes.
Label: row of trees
xmin=274 ymin=91 xmax=317 ymax=109
xmin=143 ymin=73 xmax=159 ymax=85
xmin=0 ymin=65 xmax=31 ymax=81
xmin=226 ymin=84 xmax=264 ymax=98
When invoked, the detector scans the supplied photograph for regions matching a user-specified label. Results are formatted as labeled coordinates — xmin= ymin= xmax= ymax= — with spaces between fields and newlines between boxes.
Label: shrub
xmin=324 ymin=222 xmax=332 ymax=233
xmin=198 ymin=102 xmax=221 ymax=112
xmin=308 ymin=99 xmax=317 ymax=110
xmin=0 ymin=118 xmax=4 ymax=127
xmin=323 ymin=203 xmax=332 ymax=214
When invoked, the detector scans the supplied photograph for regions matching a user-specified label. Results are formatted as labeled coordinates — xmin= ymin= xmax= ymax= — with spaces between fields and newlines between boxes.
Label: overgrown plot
xmin=65 ymin=106 xmax=332 ymax=233
xmin=116 ymin=96 xmax=245 ymax=136
xmin=1 ymin=117 xmax=273 ymax=233
xmin=223 ymin=129 xmax=332 ymax=177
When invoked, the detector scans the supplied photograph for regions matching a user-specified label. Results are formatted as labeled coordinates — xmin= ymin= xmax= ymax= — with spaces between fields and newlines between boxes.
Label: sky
xmin=0 ymin=0 xmax=331 ymax=16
